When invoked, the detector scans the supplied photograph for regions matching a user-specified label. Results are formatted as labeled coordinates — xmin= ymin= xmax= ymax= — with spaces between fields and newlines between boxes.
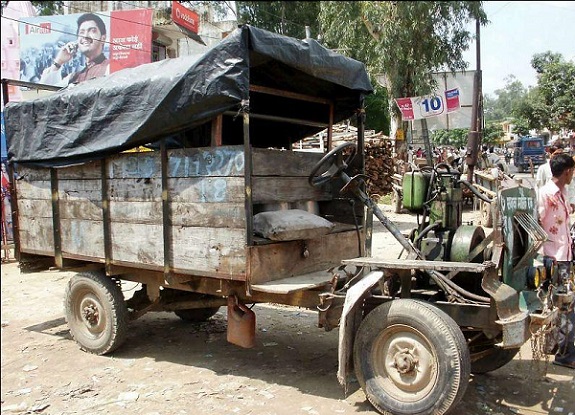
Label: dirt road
xmin=1 ymin=205 xmax=574 ymax=415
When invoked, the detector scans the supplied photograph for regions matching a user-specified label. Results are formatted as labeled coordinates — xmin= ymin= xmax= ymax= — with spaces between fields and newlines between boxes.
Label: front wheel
xmin=64 ymin=271 xmax=128 ymax=355
xmin=353 ymin=299 xmax=470 ymax=415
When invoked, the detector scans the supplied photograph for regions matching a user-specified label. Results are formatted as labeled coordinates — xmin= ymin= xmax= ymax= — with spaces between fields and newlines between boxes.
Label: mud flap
xmin=337 ymin=271 xmax=383 ymax=391
xmin=481 ymin=267 xmax=529 ymax=348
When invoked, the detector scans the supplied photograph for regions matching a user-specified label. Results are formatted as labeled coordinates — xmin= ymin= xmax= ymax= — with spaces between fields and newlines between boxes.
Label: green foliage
xmin=236 ymin=1 xmax=320 ymax=39
xmin=364 ymin=85 xmax=390 ymax=133
xmin=431 ymin=128 xmax=468 ymax=148
xmin=531 ymin=51 xmax=562 ymax=75
xmin=318 ymin=1 xmax=487 ymax=103
xmin=511 ymin=119 xmax=530 ymax=136
xmin=431 ymin=123 xmax=504 ymax=148
xmin=29 ymin=1 xmax=65 ymax=16
xmin=484 ymin=75 xmax=526 ymax=122
xmin=536 ymin=57 xmax=575 ymax=131
xmin=511 ymin=52 xmax=575 ymax=133
xmin=182 ymin=2 xmax=234 ymax=20
xmin=482 ymin=123 xmax=505 ymax=145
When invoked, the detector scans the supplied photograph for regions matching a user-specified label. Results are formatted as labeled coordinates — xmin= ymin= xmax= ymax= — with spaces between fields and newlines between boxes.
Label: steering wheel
xmin=308 ymin=142 xmax=357 ymax=187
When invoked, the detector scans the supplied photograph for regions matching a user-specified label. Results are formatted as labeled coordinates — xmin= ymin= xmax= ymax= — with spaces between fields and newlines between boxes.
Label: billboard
xmin=395 ymin=88 xmax=461 ymax=121
xmin=426 ymin=70 xmax=476 ymax=131
xmin=19 ymin=9 xmax=153 ymax=87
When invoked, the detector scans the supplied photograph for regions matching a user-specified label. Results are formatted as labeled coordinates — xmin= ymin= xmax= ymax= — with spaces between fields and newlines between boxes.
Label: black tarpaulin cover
xmin=5 ymin=25 xmax=373 ymax=167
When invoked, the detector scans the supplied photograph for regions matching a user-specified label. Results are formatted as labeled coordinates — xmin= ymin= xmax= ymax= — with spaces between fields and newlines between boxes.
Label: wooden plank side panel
xmin=58 ymin=179 xmax=102 ymax=201
xmin=106 ymin=223 xmax=246 ymax=276
xmin=248 ymin=230 xmax=362 ymax=284
xmin=252 ymin=149 xmax=324 ymax=177
xmin=172 ymin=227 xmax=246 ymax=276
xmin=107 ymin=201 xmax=245 ymax=228
xmin=252 ymin=177 xmax=332 ymax=204
xmin=169 ymin=177 xmax=245 ymax=203
xmin=170 ymin=202 xmax=246 ymax=228
xmin=108 ymin=146 xmax=245 ymax=179
xmin=54 ymin=160 xmax=102 ymax=179
xmin=60 ymin=219 xmax=105 ymax=258
xmin=109 ymin=178 xmax=162 ymax=202
xmin=17 ymin=199 xmax=52 ymax=218
xmin=18 ymin=216 xmax=54 ymax=253
xmin=15 ymin=180 xmax=51 ymax=200
xmin=110 ymin=222 xmax=163 ymax=266
xmin=14 ymin=165 xmax=51 ymax=181
xmin=60 ymin=200 xmax=103 ymax=221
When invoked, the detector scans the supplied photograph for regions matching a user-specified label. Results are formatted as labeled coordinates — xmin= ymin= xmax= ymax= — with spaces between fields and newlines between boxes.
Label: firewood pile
xmin=298 ymin=124 xmax=397 ymax=200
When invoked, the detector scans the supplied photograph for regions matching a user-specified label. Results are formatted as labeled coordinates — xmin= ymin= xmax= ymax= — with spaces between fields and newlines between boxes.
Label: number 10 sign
xmin=395 ymin=88 xmax=461 ymax=121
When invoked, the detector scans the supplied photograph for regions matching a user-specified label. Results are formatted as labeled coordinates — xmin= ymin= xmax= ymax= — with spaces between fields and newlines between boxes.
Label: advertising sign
xmin=172 ymin=1 xmax=199 ymax=34
xmin=19 ymin=9 xmax=153 ymax=87
xmin=395 ymin=88 xmax=461 ymax=121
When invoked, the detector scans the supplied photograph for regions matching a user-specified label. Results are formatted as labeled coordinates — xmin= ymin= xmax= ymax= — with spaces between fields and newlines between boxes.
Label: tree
xmin=531 ymin=51 xmax=562 ymax=75
xmin=317 ymin=2 xmax=487 ymax=158
xmin=29 ymin=1 xmax=64 ymax=15
xmin=431 ymin=128 xmax=468 ymax=148
xmin=513 ymin=52 xmax=575 ymax=134
xmin=484 ymin=75 xmax=527 ymax=123
xmin=236 ymin=1 xmax=320 ymax=39
xmin=535 ymin=56 xmax=575 ymax=132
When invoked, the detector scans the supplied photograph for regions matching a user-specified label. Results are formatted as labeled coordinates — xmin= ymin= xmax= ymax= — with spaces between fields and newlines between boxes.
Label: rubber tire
xmin=353 ymin=299 xmax=470 ymax=415
xmin=174 ymin=307 xmax=220 ymax=323
xmin=64 ymin=271 xmax=128 ymax=355
xmin=468 ymin=332 xmax=520 ymax=374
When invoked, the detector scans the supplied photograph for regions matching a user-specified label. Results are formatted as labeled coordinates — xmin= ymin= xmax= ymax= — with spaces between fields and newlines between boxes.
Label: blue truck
xmin=513 ymin=135 xmax=546 ymax=172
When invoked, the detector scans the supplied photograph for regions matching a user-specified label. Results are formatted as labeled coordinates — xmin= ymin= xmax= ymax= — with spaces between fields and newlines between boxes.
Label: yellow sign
xmin=396 ymin=129 xmax=404 ymax=141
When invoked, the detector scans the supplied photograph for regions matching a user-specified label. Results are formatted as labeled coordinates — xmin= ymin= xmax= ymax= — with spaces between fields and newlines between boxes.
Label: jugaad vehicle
xmin=4 ymin=25 xmax=568 ymax=415
xmin=513 ymin=135 xmax=546 ymax=173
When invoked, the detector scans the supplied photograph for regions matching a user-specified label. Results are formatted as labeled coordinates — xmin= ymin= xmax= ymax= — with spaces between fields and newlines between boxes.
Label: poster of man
xmin=19 ymin=9 xmax=153 ymax=87
xmin=39 ymin=13 xmax=110 ymax=86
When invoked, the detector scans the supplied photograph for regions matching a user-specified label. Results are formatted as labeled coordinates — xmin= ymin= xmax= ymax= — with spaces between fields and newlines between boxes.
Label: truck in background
xmin=512 ymin=135 xmax=545 ymax=173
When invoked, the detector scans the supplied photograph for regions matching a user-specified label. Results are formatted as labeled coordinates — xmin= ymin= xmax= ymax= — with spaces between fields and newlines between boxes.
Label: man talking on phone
xmin=40 ymin=13 xmax=109 ymax=86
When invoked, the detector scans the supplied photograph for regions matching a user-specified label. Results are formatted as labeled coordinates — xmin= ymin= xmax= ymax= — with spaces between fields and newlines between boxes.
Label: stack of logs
xmin=298 ymin=124 xmax=396 ymax=199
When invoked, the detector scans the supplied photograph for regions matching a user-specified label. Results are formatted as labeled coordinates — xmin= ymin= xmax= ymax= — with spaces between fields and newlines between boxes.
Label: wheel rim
xmin=75 ymin=291 xmax=107 ymax=339
xmin=371 ymin=323 xmax=438 ymax=402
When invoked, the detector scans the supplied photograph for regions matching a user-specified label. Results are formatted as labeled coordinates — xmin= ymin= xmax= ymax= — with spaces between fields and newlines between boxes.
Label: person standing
xmin=538 ymin=153 xmax=575 ymax=369
xmin=40 ymin=13 xmax=109 ymax=86
xmin=536 ymin=143 xmax=562 ymax=189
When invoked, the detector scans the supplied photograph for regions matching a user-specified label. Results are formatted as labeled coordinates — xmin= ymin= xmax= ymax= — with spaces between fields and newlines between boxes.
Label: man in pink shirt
xmin=538 ymin=152 xmax=575 ymax=369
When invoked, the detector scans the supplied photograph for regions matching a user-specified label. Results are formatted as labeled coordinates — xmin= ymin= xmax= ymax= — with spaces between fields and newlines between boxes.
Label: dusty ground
xmin=1 ymin=204 xmax=574 ymax=415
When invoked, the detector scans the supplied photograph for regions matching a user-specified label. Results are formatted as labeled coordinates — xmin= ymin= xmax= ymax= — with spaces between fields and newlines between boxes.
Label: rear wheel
xmin=64 ymin=271 xmax=128 ymax=355
xmin=353 ymin=299 xmax=470 ymax=415
xmin=467 ymin=332 xmax=520 ymax=373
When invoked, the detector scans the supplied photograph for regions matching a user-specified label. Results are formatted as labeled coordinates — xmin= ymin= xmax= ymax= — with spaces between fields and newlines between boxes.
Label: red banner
xmin=172 ymin=1 xmax=199 ymax=34
xmin=109 ymin=9 xmax=153 ymax=73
